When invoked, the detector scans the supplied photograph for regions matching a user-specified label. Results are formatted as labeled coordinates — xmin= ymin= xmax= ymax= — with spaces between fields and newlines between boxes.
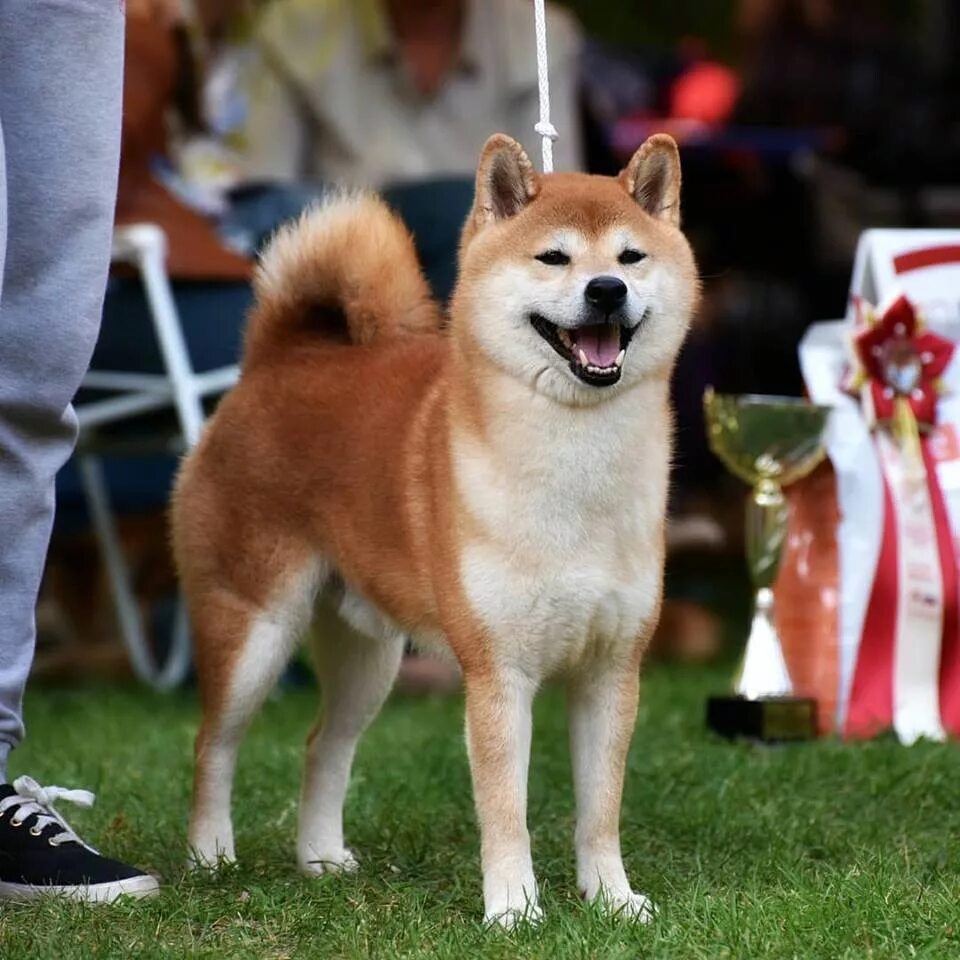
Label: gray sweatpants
xmin=0 ymin=0 xmax=124 ymax=779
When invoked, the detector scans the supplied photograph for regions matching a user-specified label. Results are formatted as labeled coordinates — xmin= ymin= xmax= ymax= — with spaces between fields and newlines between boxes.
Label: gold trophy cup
xmin=703 ymin=388 xmax=830 ymax=741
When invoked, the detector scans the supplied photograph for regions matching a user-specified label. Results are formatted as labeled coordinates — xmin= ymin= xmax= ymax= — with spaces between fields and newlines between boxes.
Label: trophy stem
xmin=737 ymin=479 xmax=794 ymax=700
xmin=735 ymin=587 xmax=794 ymax=700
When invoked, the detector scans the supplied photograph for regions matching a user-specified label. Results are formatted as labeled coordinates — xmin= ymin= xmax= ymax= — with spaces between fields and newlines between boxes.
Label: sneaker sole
xmin=0 ymin=873 xmax=160 ymax=903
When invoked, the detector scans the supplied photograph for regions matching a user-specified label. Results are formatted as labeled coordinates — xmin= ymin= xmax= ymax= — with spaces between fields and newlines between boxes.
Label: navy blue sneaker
xmin=0 ymin=777 xmax=159 ymax=902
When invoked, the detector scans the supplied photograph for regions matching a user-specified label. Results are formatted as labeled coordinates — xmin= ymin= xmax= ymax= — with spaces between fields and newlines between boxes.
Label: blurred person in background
xmin=221 ymin=0 xmax=582 ymax=185
xmin=197 ymin=0 xmax=584 ymax=300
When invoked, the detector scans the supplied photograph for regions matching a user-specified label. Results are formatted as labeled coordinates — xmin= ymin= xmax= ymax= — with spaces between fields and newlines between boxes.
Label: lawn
xmin=2 ymin=661 xmax=958 ymax=959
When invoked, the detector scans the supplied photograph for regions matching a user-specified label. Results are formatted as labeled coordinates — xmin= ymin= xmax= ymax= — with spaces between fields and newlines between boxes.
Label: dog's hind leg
xmin=188 ymin=561 xmax=322 ymax=868
xmin=567 ymin=656 xmax=654 ymax=921
xmin=297 ymin=603 xmax=404 ymax=876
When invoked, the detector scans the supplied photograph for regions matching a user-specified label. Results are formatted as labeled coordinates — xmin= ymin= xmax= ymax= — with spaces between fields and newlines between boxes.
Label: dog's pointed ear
xmin=619 ymin=134 xmax=681 ymax=226
xmin=472 ymin=134 xmax=539 ymax=227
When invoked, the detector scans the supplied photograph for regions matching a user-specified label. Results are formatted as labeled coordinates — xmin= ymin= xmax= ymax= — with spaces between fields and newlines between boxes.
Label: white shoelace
xmin=0 ymin=776 xmax=97 ymax=850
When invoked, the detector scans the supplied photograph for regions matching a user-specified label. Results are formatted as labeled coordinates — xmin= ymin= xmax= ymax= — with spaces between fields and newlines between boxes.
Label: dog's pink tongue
xmin=573 ymin=323 xmax=620 ymax=366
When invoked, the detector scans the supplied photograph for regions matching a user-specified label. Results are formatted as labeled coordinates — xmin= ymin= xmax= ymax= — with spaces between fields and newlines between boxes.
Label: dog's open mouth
xmin=530 ymin=314 xmax=642 ymax=387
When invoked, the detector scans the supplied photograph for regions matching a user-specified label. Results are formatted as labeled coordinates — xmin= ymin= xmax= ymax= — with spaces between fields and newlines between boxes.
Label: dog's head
xmin=453 ymin=133 xmax=698 ymax=405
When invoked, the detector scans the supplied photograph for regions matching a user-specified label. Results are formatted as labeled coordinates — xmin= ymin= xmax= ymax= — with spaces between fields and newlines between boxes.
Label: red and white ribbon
xmin=843 ymin=295 xmax=960 ymax=742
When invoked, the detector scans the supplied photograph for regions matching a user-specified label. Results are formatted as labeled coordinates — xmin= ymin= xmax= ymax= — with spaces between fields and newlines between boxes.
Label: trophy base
xmin=706 ymin=695 xmax=818 ymax=742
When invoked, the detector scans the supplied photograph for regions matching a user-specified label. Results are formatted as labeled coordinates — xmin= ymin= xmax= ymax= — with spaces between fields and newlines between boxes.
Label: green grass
xmin=2 ymin=662 xmax=959 ymax=959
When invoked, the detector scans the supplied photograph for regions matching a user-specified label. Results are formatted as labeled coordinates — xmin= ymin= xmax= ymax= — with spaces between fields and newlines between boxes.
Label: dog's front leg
xmin=568 ymin=657 xmax=655 ymax=921
xmin=463 ymin=666 xmax=540 ymax=927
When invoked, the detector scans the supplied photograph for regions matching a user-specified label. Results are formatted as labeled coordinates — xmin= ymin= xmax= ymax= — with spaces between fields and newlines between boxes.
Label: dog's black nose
xmin=585 ymin=275 xmax=628 ymax=314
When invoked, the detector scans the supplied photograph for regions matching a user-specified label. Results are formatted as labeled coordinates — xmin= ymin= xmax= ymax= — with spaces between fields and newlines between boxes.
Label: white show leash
xmin=532 ymin=0 xmax=558 ymax=173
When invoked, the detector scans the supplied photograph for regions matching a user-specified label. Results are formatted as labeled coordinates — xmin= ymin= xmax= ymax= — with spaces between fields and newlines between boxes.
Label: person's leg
xmin=0 ymin=0 xmax=124 ymax=780
xmin=0 ymin=0 xmax=159 ymax=903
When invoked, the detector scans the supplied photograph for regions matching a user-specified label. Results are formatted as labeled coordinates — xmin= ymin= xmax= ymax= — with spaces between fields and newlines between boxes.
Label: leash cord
xmin=532 ymin=0 xmax=558 ymax=173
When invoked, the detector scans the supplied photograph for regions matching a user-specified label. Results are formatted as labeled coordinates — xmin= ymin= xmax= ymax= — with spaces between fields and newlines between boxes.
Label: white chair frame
xmin=74 ymin=223 xmax=239 ymax=689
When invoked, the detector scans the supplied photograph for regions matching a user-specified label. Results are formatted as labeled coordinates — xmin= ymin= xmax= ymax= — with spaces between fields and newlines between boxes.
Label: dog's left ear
xmin=619 ymin=134 xmax=681 ymax=227
xmin=472 ymin=134 xmax=539 ymax=227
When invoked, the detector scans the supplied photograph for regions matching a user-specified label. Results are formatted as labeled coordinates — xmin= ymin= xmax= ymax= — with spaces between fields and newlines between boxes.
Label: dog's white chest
xmin=453 ymin=403 xmax=667 ymax=678
xmin=461 ymin=540 xmax=659 ymax=676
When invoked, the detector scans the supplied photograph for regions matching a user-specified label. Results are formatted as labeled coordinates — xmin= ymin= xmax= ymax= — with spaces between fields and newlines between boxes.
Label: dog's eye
xmin=618 ymin=249 xmax=647 ymax=265
xmin=535 ymin=250 xmax=570 ymax=266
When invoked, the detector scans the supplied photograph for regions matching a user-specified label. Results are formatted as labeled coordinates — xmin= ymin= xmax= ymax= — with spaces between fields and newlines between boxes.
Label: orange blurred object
xmin=670 ymin=62 xmax=740 ymax=126
xmin=775 ymin=462 xmax=841 ymax=735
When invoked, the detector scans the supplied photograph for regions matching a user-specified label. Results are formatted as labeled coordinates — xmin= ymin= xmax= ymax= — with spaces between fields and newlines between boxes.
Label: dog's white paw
xmin=484 ymin=899 xmax=543 ymax=930
xmin=186 ymin=838 xmax=236 ymax=872
xmin=483 ymin=874 xmax=543 ymax=930
xmin=186 ymin=855 xmax=236 ymax=873
xmin=592 ymin=889 xmax=657 ymax=923
xmin=299 ymin=847 xmax=359 ymax=877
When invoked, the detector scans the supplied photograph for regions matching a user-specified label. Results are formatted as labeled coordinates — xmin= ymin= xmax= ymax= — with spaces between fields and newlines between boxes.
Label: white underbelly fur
xmin=316 ymin=577 xmax=450 ymax=660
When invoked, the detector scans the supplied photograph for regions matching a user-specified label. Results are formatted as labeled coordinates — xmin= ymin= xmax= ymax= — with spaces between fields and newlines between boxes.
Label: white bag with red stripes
xmin=799 ymin=230 xmax=960 ymax=743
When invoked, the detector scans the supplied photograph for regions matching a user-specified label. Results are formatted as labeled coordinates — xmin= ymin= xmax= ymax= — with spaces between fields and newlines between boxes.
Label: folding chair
xmin=74 ymin=223 xmax=239 ymax=689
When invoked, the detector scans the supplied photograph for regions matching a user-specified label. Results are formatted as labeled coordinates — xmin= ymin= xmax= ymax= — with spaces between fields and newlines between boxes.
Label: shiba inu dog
xmin=172 ymin=132 xmax=698 ymax=926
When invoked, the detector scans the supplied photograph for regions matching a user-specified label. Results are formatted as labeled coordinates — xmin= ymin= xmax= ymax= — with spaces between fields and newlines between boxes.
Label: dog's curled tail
xmin=245 ymin=192 xmax=440 ymax=362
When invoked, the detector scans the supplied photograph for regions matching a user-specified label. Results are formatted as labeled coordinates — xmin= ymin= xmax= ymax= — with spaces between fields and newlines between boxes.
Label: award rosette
xmin=781 ymin=292 xmax=960 ymax=743
xmin=843 ymin=294 xmax=957 ymax=742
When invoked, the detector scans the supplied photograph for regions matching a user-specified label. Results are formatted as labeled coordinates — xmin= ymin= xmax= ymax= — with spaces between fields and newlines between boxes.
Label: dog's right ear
xmin=471 ymin=134 xmax=539 ymax=228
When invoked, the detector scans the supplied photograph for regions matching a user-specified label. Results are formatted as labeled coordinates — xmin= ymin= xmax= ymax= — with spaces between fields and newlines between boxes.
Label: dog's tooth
xmin=578 ymin=348 xmax=589 ymax=367
xmin=615 ymin=349 xmax=626 ymax=368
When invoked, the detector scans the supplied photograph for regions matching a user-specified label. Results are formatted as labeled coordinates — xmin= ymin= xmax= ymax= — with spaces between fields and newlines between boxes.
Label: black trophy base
xmin=707 ymin=695 xmax=818 ymax=742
